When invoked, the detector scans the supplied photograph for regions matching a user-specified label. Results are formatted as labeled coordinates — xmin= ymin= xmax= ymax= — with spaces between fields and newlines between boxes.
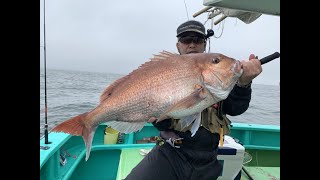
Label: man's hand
xmin=238 ymin=54 xmax=262 ymax=86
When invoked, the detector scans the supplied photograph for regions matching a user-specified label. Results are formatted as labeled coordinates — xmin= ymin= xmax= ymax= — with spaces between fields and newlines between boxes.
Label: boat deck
xmin=242 ymin=167 xmax=280 ymax=180
xmin=115 ymin=148 xmax=280 ymax=180
xmin=116 ymin=148 xmax=151 ymax=180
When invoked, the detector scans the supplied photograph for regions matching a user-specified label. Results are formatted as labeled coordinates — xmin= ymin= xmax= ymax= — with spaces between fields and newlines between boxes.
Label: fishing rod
xmin=43 ymin=0 xmax=50 ymax=144
xmin=260 ymin=52 xmax=280 ymax=65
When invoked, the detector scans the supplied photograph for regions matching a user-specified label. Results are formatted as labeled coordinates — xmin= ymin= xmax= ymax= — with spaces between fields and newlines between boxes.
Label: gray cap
xmin=176 ymin=20 xmax=206 ymax=37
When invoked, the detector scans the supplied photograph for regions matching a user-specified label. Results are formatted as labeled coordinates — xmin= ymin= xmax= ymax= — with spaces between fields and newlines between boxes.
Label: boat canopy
xmin=203 ymin=0 xmax=280 ymax=16
xmin=193 ymin=0 xmax=279 ymax=25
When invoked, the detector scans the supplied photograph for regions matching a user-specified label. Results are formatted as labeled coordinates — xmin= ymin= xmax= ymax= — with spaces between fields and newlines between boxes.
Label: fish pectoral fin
xmin=174 ymin=85 xmax=207 ymax=109
xmin=157 ymin=85 xmax=207 ymax=122
xmin=176 ymin=113 xmax=199 ymax=130
xmin=106 ymin=121 xmax=146 ymax=134
xmin=190 ymin=113 xmax=201 ymax=137
xmin=173 ymin=113 xmax=202 ymax=137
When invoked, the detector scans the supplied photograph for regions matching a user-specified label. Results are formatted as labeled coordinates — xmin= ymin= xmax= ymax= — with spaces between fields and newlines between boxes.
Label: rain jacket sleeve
xmin=222 ymin=85 xmax=252 ymax=116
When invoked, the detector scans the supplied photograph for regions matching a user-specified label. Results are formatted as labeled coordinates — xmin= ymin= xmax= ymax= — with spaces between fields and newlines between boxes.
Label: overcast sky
xmin=40 ymin=0 xmax=280 ymax=85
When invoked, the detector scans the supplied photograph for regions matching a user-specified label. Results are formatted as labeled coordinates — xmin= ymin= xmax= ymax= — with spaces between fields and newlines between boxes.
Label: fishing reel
xmin=206 ymin=29 xmax=214 ymax=39
xmin=205 ymin=29 xmax=215 ymax=53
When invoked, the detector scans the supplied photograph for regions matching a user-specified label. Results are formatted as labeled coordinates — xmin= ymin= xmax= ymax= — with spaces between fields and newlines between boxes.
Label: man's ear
xmin=176 ymin=42 xmax=181 ymax=54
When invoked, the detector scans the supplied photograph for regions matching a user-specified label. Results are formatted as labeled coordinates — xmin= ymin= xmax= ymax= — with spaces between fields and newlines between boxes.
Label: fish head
xmin=195 ymin=53 xmax=243 ymax=100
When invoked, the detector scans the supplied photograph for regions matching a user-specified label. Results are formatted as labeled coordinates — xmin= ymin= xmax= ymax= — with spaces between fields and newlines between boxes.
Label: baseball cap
xmin=176 ymin=20 xmax=206 ymax=37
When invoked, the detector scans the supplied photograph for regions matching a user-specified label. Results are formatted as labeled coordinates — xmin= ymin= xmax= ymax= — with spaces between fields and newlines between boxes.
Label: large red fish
xmin=52 ymin=51 xmax=243 ymax=161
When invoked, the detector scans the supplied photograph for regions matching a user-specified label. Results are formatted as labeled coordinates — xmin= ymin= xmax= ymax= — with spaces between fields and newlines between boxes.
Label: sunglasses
xmin=179 ymin=36 xmax=206 ymax=44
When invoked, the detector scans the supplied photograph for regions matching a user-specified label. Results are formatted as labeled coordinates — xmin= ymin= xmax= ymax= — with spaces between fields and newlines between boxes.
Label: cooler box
xmin=217 ymin=135 xmax=245 ymax=180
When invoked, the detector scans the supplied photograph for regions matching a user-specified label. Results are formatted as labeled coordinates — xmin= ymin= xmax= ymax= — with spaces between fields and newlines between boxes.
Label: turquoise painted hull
xmin=40 ymin=123 xmax=279 ymax=180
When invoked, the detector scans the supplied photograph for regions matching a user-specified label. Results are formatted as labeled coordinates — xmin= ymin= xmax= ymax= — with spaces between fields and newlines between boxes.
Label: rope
xmin=183 ymin=0 xmax=189 ymax=20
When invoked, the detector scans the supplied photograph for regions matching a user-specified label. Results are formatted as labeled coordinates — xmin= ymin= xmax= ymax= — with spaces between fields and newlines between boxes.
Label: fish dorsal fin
xmin=149 ymin=50 xmax=178 ymax=62
xmin=100 ymin=75 xmax=128 ymax=103
xmin=128 ymin=50 xmax=179 ymax=75
xmin=161 ymin=50 xmax=177 ymax=56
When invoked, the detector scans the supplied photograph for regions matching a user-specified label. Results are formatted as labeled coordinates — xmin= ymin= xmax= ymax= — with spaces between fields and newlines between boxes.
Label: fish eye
xmin=212 ymin=57 xmax=220 ymax=64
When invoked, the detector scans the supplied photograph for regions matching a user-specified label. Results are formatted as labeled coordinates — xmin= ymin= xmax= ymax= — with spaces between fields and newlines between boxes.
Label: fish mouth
xmin=232 ymin=60 xmax=243 ymax=77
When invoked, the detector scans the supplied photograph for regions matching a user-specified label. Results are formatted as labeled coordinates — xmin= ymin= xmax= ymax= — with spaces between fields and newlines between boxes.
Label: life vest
xmin=170 ymin=102 xmax=232 ymax=136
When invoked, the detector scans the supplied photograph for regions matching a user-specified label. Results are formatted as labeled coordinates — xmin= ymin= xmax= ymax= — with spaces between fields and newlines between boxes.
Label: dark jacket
xmin=223 ymin=84 xmax=252 ymax=116
xmin=125 ymin=85 xmax=252 ymax=180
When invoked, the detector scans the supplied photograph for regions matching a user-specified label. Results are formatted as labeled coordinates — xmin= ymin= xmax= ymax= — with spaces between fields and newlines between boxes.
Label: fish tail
xmin=52 ymin=113 xmax=88 ymax=135
xmin=51 ymin=112 xmax=97 ymax=161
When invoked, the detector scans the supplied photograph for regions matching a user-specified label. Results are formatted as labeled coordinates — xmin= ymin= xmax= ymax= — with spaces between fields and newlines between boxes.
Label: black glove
xmin=152 ymin=118 xmax=172 ymax=131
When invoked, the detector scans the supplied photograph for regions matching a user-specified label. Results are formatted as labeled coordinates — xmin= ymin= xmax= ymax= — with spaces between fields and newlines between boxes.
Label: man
xmin=125 ymin=20 xmax=262 ymax=180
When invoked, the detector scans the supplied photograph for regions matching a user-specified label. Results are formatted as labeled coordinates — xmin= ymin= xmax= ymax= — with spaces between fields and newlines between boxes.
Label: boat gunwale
xmin=40 ymin=132 xmax=72 ymax=168
xmin=40 ymin=122 xmax=280 ymax=171
xmin=230 ymin=122 xmax=279 ymax=132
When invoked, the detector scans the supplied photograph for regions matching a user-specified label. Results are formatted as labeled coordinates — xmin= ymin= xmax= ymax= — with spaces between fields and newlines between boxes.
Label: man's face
xmin=176 ymin=32 xmax=206 ymax=55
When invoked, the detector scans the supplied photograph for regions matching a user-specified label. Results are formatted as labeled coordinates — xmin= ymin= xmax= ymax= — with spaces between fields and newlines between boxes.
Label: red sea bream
xmin=52 ymin=51 xmax=243 ymax=161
